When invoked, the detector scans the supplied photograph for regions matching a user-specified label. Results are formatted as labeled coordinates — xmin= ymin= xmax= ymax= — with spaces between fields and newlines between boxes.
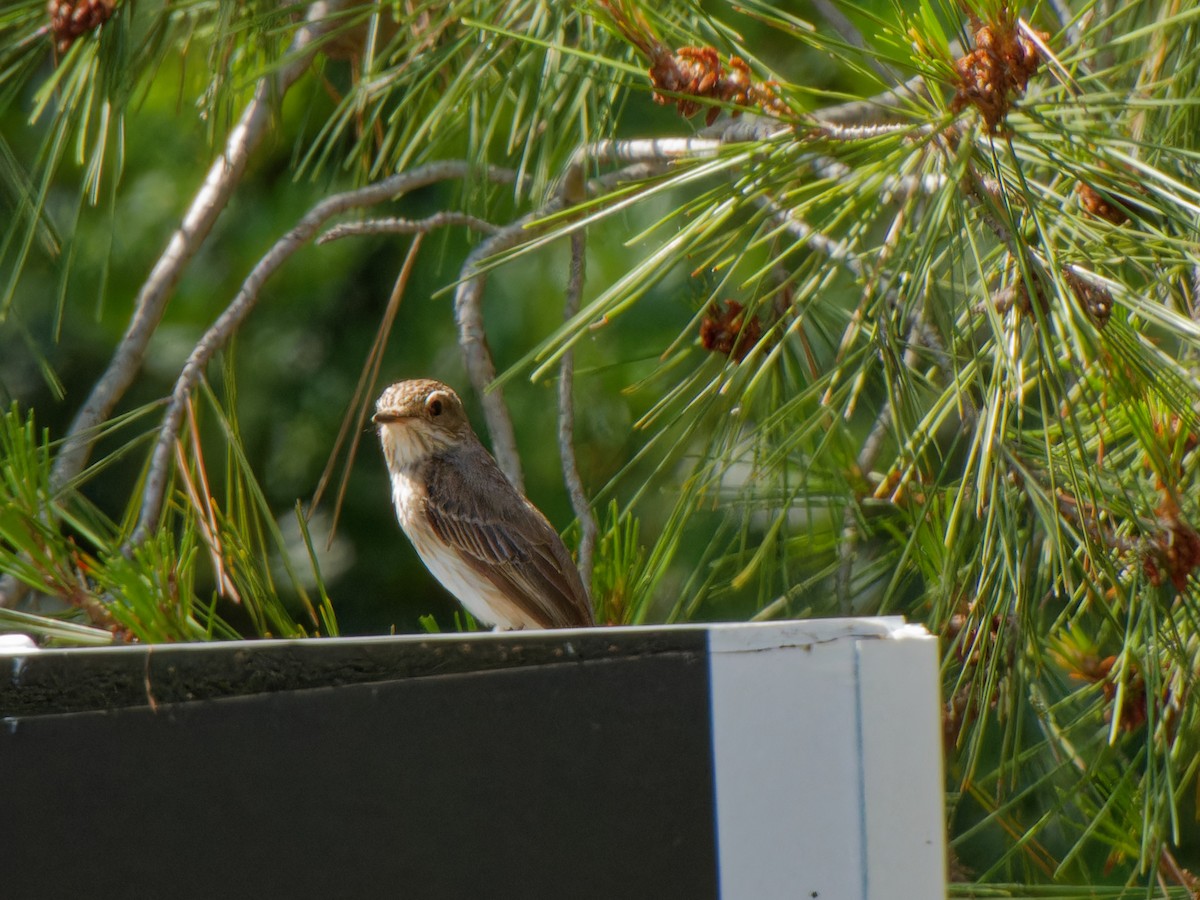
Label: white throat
xmin=378 ymin=420 xmax=439 ymax=472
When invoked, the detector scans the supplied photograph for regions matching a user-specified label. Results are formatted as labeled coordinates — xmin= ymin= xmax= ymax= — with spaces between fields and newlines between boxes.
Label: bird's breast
xmin=387 ymin=464 xmax=530 ymax=630
xmin=390 ymin=467 xmax=428 ymax=531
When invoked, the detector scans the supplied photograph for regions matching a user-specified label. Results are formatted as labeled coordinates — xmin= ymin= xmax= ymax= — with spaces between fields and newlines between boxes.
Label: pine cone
xmin=48 ymin=0 xmax=116 ymax=55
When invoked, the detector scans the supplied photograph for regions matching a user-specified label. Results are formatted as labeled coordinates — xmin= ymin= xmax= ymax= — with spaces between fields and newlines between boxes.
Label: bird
xmin=373 ymin=379 xmax=594 ymax=630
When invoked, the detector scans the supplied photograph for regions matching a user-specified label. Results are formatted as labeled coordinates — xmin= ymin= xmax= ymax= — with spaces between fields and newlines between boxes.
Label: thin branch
xmin=824 ymin=186 xmax=953 ymax=613
xmin=747 ymin=159 xmax=953 ymax=285
xmin=566 ymin=136 xmax=727 ymax=189
xmin=317 ymin=212 xmax=499 ymax=244
xmin=453 ymin=213 xmax=554 ymax=493
xmin=731 ymin=168 xmax=934 ymax=614
xmin=130 ymin=162 xmax=515 ymax=548
xmin=770 ymin=202 xmax=866 ymax=277
xmin=703 ymin=115 xmax=792 ymax=144
xmin=0 ymin=2 xmax=348 ymax=609
xmin=558 ymin=231 xmax=597 ymax=590
xmin=812 ymin=121 xmax=934 ymax=141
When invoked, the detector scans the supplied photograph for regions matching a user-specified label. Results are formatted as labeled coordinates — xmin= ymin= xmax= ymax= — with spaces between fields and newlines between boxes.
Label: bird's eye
xmin=427 ymin=397 xmax=443 ymax=417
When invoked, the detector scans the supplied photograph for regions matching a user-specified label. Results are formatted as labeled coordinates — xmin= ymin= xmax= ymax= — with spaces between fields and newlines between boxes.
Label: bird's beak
xmin=372 ymin=411 xmax=402 ymax=424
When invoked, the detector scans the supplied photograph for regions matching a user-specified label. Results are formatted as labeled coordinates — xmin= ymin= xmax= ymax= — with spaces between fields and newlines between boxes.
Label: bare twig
xmin=317 ymin=212 xmax=499 ymax=244
xmin=833 ymin=283 xmax=922 ymax=611
xmin=770 ymin=202 xmax=866 ymax=277
xmin=743 ymin=176 xmax=909 ymax=614
xmin=0 ymin=2 xmax=349 ymax=609
xmin=825 ymin=186 xmax=956 ymax=613
xmin=703 ymin=115 xmax=792 ymax=145
xmin=567 ymin=136 xmax=727 ymax=181
xmin=130 ymin=162 xmax=514 ymax=548
xmin=558 ymin=231 xmax=597 ymax=590
xmin=453 ymin=213 xmax=552 ymax=494
xmin=812 ymin=121 xmax=933 ymax=141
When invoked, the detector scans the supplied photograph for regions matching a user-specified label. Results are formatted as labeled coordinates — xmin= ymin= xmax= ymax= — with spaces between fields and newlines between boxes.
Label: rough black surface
xmin=0 ymin=630 xmax=718 ymax=899
xmin=0 ymin=627 xmax=709 ymax=716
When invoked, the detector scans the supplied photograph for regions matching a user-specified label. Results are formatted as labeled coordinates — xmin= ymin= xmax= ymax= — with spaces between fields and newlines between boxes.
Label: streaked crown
xmin=374 ymin=379 xmax=472 ymax=468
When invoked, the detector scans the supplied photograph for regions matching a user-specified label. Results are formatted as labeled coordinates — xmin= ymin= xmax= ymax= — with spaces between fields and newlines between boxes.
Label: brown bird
xmin=373 ymin=379 xmax=594 ymax=630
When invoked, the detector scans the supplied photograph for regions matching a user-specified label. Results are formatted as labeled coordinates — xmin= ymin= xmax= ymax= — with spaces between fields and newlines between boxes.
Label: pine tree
xmin=3 ymin=0 xmax=1200 ymax=890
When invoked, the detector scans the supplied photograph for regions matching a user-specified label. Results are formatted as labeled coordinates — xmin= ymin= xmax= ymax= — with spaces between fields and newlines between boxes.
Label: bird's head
xmin=373 ymin=379 xmax=472 ymax=469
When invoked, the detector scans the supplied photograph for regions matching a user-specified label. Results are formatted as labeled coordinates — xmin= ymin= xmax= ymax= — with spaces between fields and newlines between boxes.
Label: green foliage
xmin=588 ymin=500 xmax=646 ymax=624
xmin=0 ymin=399 xmax=336 ymax=643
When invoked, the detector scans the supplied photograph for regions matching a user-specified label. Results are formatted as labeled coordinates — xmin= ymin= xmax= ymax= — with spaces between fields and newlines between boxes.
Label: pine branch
xmin=130 ymin=161 xmax=516 ymax=549
xmin=317 ymin=212 xmax=500 ymax=243
xmin=558 ymin=230 xmax=596 ymax=589
xmin=53 ymin=1 xmax=349 ymax=490
xmin=0 ymin=1 xmax=350 ymax=610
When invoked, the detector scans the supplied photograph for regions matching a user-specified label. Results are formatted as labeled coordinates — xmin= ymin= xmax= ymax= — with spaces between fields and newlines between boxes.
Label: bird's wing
xmin=422 ymin=447 xmax=594 ymax=628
